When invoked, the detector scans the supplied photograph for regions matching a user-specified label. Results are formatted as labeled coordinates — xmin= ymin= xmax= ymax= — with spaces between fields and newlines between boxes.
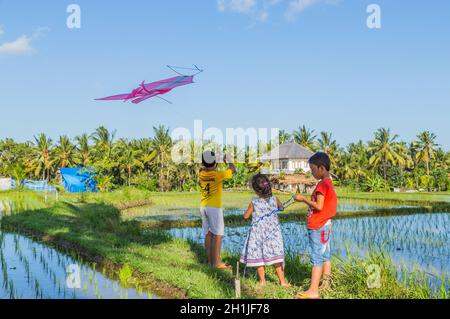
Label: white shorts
xmin=199 ymin=206 xmax=224 ymax=236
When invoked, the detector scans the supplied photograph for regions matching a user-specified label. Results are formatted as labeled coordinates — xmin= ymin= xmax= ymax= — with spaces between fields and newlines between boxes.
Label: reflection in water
xmin=0 ymin=232 xmax=157 ymax=299
xmin=125 ymin=198 xmax=418 ymax=221
xmin=168 ymin=213 xmax=450 ymax=294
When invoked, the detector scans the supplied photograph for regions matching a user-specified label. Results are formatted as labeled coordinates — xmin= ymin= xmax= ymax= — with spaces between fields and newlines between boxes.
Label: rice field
xmin=0 ymin=191 xmax=157 ymax=299
xmin=122 ymin=198 xmax=420 ymax=221
xmin=1 ymin=189 xmax=449 ymax=299
xmin=0 ymin=192 xmax=51 ymax=215
xmin=167 ymin=212 xmax=450 ymax=296
xmin=0 ymin=231 xmax=157 ymax=299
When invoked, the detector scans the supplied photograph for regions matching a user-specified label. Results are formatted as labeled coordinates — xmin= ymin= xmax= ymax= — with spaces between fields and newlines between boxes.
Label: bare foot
xmin=295 ymin=289 xmax=320 ymax=299
xmin=320 ymin=279 xmax=331 ymax=291
xmin=258 ymin=281 xmax=266 ymax=287
xmin=214 ymin=263 xmax=231 ymax=270
xmin=280 ymin=282 xmax=291 ymax=288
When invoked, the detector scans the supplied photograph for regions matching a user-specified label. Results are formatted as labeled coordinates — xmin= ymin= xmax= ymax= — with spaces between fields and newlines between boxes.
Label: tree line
xmin=0 ymin=125 xmax=448 ymax=192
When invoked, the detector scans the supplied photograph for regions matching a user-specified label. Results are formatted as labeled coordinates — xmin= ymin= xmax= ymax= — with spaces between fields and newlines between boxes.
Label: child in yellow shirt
xmin=199 ymin=151 xmax=236 ymax=269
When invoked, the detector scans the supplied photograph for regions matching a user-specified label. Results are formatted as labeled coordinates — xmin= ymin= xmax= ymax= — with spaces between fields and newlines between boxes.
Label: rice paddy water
xmin=0 ymin=231 xmax=157 ymax=299
xmin=123 ymin=198 xmax=419 ymax=221
xmin=167 ymin=212 xmax=450 ymax=295
xmin=1 ymin=192 xmax=448 ymax=298
xmin=0 ymin=194 xmax=157 ymax=299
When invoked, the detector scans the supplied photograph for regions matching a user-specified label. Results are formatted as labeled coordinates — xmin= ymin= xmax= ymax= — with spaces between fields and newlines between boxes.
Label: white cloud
xmin=219 ymin=0 xmax=257 ymax=13
xmin=0 ymin=35 xmax=34 ymax=55
xmin=217 ymin=0 xmax=338 ymax=22
xmin=32 ymin=26 xmax=50 ymax=40
xmin=0 ymin=26 xmax=49 ymax=56
xmin=259 ymin=11 xmax=269 ymax=21
xmin=217 ymin=0 xmax=281 ymax=22
xmin=285 ymin=0 xmax=339 ymax=20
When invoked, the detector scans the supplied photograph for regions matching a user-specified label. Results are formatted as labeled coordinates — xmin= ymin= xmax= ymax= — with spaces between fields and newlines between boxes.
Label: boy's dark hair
xmin=202 ymin=150 xmax=217 ymax=168
xmin=251 ymin=173 xmax=272 ymax=199
xmin=308 ymin=152 xmax=331 ymax=171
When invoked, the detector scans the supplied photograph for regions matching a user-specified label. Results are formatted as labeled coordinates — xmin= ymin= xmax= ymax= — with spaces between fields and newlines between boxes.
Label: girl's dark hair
xmin=202 ymin=150 xmax=217 ymax=168
xmin=308 ymin=152 xmax=331 ymax=171
xmin=251 ymin=173 xmax=272 ymax=199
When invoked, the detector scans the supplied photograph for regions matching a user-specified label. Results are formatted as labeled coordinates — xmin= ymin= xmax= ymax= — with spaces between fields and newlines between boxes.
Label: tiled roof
xmin=259 ymin=142 xmax=314 ymax=161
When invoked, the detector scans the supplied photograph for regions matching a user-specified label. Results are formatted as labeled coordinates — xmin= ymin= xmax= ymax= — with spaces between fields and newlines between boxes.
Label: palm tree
xmin=416 ymin=131 xmax=439 ymax=176
xmin=151 ymin=125 xmax=173 ymax=191
xmin=433 ymin=148 xmax=448 ymax=170
xmin=75 ymin=133 xmax=92 ymax=167
xmin=293 ymin=125 xmax=317 ymax=150
xmin=54 ymin=135 xmax=76 ymax=168
xmin=368 ymin=128 xmax=404 ymax=181
xmin=90 ymin=126 xmax=116 ymax=159
xmin=395 ymin=141 xmax=413 ymax=170
xmin=408 ymin=141 xmax=420 ymax=169
xmin=26 ymin=133 xmax=53 ymax=180
xmin=117 ymin=139 xmax=144 ymax=186
xmin=0 ymin=138 xmax=18 ymax=176
xmin=278 ymin=130 xmax=292 ymax=144
xmin=317 ymin=132 xmax=333 ymax=154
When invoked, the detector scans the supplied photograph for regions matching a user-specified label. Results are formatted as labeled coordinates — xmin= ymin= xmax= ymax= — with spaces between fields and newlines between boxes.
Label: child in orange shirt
xmin=293 ymin=152 xmax=337 ymax=299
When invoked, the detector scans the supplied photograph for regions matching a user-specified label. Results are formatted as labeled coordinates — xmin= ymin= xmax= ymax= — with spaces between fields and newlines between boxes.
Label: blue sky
xmin=0 ymin=0 xmax=449 ymax=149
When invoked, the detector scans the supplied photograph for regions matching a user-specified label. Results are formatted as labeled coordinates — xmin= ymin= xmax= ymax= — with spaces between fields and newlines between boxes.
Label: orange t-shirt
xmin=307 ymin=178 xmax=337 ymax=230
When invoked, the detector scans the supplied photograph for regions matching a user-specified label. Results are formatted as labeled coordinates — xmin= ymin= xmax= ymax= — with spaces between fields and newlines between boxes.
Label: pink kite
xmin=95 ymin=65 xmax=203 ymax=104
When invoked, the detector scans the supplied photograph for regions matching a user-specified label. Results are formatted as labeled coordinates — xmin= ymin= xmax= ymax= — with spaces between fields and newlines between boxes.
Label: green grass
xmin=1 ymin=200 xmax=446 ymax=299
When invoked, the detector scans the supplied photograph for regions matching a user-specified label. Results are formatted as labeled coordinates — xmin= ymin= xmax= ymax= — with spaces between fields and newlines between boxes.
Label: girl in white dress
xmin=240 ymin=174 xmax=290 ymax=287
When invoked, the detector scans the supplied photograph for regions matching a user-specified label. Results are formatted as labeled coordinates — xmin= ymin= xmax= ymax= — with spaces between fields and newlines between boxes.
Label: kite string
xmin=242 ymin=195 xmax=296 ymax=278
xmin=167 ymin=65 xmax=203 ymax=76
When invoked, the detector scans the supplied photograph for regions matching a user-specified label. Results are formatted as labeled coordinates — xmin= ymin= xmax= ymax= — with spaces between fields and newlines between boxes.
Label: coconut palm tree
xmin=26 ymin=133 xmax=53 ymax=181
xmin=54 ymin=135 xmax=76 ymax=168
xmin=278 ymin=130 xmax=292 ymax=144
xmin=416 ymin=131 xmax=439 ymax=176
xmin=368 ymin=128 xmax=404 ymax=181
xmin=6 ymin=162 xmax=27 ymax=186
xmin=151 ymin=125 xmax=173 ymax=191
xmin=317 ymin=132 xmax=335 ymax=154
xmin=408 ymin=141 xmax=420 ymax=170
xmin=433 ymin=148 xmax=449 ymax=170
xmin=396 ymin=141 xmax=413 ymax=170
xmin=117 ymin=139 xmax=144 ymax=186
xmin=90 ymin=126 xmax=116 ymax=159
xmin=293 ymin=125 xmax=317 ymax=151
xmin=75 ymin=133 xmax=92 ymax=167
xmin=317 ymin=131 xmax=339 ymax=170
xmin=0 ymin=138 xmax=18 ymax=176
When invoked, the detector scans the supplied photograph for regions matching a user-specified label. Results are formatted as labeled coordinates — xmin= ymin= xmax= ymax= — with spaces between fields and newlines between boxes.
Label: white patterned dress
xmin=240 ymin=196 xmax=285 ymax=267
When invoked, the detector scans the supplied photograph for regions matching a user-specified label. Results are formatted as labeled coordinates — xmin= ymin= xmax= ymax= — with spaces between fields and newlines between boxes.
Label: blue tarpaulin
xmin=23 ymin=180 xmax=57 ymax=193
xmin=60 ymin=168 xmax=97 ymax=193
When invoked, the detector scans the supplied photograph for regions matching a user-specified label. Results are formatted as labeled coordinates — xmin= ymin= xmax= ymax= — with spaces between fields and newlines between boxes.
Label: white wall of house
xmin=269 ymin=159 xmax=310 ymax=173
xmin=0 ymin=178 xmax=12 ymax=191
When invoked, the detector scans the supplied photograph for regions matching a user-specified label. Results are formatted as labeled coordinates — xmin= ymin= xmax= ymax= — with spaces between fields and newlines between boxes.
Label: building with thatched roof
xmin=259 ymin=142 xmax=314 ymax=175
xmin=269 ymin=173 xmax=317 ymax=193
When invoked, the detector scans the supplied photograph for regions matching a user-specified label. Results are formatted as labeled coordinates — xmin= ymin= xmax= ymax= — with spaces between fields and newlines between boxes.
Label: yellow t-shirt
xmin=199 ymin=169 xmax=233 ymax=208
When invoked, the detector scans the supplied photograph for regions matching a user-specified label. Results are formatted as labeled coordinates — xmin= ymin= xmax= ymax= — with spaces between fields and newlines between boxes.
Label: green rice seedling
xmin=9 ymin=279 xmax=15 ymax=299
xmin=118 ymin=263 xmax=132 ymax=287
xmin=438 ymin=274 xmax=448 ymax=299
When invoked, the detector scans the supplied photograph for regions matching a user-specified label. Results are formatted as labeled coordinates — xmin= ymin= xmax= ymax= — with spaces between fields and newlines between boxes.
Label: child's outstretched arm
xmin=276 ymin=197 xmax=284 ymax=211
xmin=294 ymin=193 xmax=325 ymax=211
xmin=224 ymin=154 xmax=237 ymax=174
xmin=243 ymin=202 xmax=254 ymax=219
